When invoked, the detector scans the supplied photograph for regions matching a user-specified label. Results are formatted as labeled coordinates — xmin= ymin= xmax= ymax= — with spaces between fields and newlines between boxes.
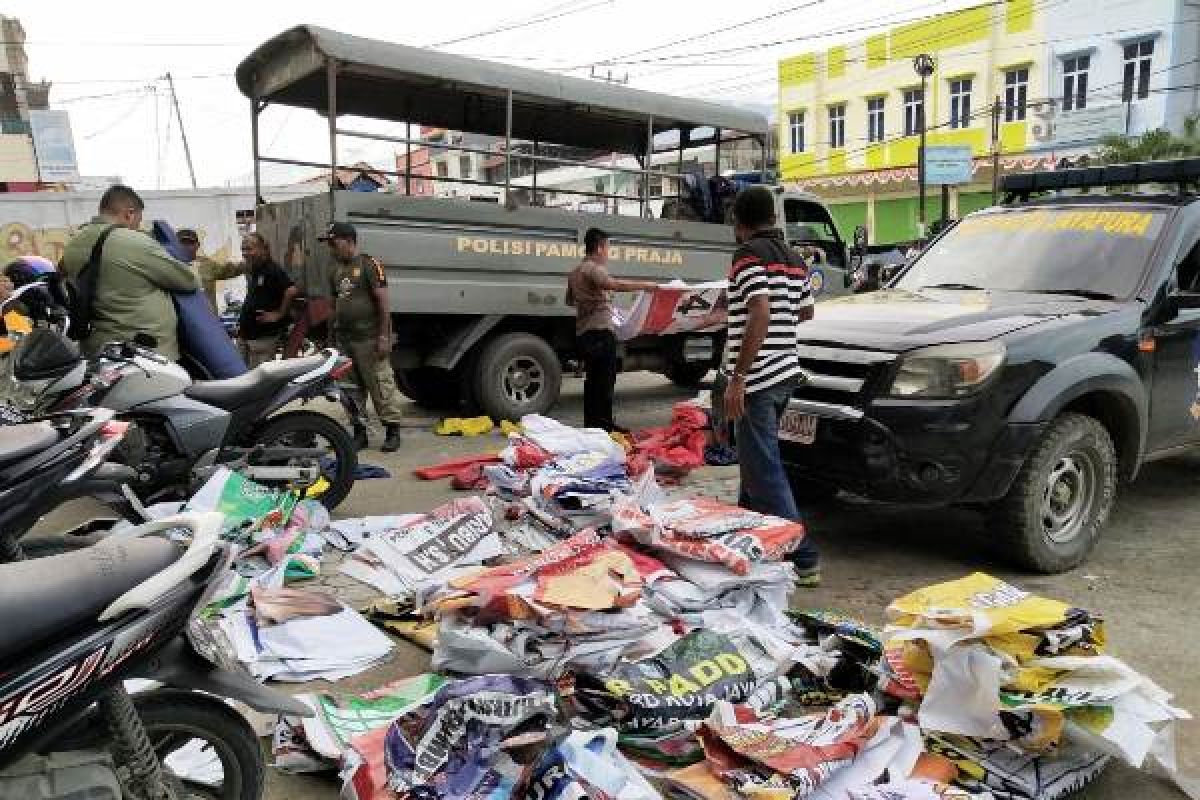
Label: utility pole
xmin=991 ymin=95 xmax=1002 ymax=205
xmin=164 ymin=72 xmax=198 ymax=189
xmin=913 ymin=54 xmax=935 ymax=236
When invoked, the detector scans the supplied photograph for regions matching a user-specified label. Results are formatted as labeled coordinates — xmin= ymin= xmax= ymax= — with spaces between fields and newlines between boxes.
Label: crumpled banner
xmin=293 ymin=674 xmax=448 ymax=762
xmin=925 ymin=733 xmax=1110 ymax=800
xmin=383 ymin=675 xmax=556 ymax=800
xmin=571 ymin=628 xmax=799 ymax=739
xmin=613 ymin=495 xmax=808 ymax=575
xmin=520 ymin=729 xmax=662 ymax=800
xmin=882 ymin=572 xmax=1190 ymax=765
xmin=185 ymin=466 xmax=297 ymax=537
xmin=341 ymin=496 xmax=505 ymax=598
xmin=700 ymin=694 xmax=924 ymax=800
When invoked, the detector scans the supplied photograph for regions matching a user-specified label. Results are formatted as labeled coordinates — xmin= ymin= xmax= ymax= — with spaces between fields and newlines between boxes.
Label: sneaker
xmin=382 ymin=425 xmax=401 ymax=453
xmin=352 ymin=425 xmax=368 ymax=451
xmin=794 ymin=564 xmax=822 ymax=588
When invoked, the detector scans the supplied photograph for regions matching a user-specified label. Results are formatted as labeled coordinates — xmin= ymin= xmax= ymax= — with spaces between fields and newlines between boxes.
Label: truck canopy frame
xmin=236 ymin=25 xmax=770 ymax=212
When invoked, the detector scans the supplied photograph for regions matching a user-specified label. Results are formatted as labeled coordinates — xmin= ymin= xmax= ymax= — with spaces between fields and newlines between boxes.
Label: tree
xmin=1097 ymin=114 xmax=1200 ymax=164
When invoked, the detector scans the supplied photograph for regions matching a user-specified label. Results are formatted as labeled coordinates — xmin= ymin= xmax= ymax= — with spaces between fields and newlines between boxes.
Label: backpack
xmin=63 ymin=224 xmax=118 ymax=342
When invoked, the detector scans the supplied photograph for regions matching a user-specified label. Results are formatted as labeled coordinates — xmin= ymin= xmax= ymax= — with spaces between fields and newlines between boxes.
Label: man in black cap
xmin=320 ymin=222 xmax=403 ymax=452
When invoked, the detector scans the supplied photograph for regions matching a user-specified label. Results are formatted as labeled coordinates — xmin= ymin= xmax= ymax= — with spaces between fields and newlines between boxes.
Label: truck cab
xmin=779 ymin=158 xmax=1200 ymax=573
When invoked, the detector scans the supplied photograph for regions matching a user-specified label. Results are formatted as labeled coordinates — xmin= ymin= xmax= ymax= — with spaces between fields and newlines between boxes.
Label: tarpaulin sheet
xmin=615 ymin=281 xmax=727 ymax=341
xmin=383 ymin=675 xmax=556 ymax=800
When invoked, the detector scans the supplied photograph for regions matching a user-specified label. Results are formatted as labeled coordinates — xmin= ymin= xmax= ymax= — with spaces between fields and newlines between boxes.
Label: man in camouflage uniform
xmin=320 ymin=222 xmax=404 ymax=452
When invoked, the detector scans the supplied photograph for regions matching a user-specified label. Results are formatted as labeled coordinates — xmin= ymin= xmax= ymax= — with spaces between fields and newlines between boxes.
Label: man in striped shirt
xmin=723 ymin=186 xmax=820 ymax=584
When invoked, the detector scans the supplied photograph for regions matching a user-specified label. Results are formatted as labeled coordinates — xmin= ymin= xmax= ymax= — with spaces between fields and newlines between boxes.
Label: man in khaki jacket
xmin=61 ymin=185 xmax=198 ymax=361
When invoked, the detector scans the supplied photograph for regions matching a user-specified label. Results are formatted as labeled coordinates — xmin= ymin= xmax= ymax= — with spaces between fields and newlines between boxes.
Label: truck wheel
xmin=474 ymin=333 xmax=562 ymax=421
xmin=396 ymin=367 xmax=458 ymax=409
xmin=664 ymin=361 xmax=711 ymax=389
xmin=991 ymin=413 xmax=1116 ymax=574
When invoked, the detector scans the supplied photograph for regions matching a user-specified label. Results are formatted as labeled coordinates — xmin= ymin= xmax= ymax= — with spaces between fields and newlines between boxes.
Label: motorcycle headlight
xmin=888 ymin=342 xmax=1005 ymax=398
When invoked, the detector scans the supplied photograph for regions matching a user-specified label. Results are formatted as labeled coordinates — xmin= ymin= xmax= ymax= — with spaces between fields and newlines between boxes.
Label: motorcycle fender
xmin=261 ymin=377 xmax=332 ymax=417
xmin=131 ymin=637 xmax=312 ymax=717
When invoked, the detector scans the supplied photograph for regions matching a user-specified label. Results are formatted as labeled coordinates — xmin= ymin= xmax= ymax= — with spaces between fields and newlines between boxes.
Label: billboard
xmin=924 ymin=145 xmax=974 ymax=185
xmin=29 ymin=110 xmax=81 ymax=183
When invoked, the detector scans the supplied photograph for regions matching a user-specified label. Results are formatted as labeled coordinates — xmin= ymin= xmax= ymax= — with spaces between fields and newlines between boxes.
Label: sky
xmin=6 ymin=0 xmax=979 ymax=190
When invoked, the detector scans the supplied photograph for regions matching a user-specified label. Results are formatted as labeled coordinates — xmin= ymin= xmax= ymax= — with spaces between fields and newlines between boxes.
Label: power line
xmin=80 ymin=91 xmax=150 ymax=140
xmin=580 ymin=0 xmax=829 ymax=70
xmin=610 ymin=0 xmax=954 ymax=89
xmin=0 ymin=39 xmax=253 ymax=47
xmin=590 ymin=0 xmax=1004 ymax=68
xmin=38 ymin=73 xmax=232 ymax=87
xmin=428 ymin=0 xmax=612 ymax=48
xmin=787 ymin=56 xmax=1200 ymax=171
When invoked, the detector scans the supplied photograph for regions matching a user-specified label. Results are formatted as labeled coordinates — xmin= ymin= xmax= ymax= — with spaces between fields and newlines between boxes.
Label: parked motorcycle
xmin=0 ymin=507 xmax=310 ymax=800
xmin=0 ymin=407 xmax=146 ymax=560
xmin=1 ymin=280 xmax=360 ymax=510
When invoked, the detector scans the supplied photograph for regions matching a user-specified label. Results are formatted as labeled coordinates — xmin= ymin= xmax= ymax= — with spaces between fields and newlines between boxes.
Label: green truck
xmin=237 ymin=26 xmax=849 ymax=420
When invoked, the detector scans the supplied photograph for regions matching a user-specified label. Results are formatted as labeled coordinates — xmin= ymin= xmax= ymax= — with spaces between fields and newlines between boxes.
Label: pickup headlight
xmin=888 ymin=342 xmax=1005 ymax=398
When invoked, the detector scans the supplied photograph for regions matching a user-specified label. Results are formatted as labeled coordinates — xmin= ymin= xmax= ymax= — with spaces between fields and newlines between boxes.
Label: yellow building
xmin=778 ymin=0 xmax=1060 ymax=243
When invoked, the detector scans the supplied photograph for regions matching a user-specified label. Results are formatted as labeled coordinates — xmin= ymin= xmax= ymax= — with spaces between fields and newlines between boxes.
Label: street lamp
xmin=913 ymin=53 xmax=935 ymax=235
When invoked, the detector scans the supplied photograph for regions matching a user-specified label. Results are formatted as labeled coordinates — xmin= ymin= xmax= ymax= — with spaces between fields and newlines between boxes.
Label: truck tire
xmin=474 ymin=333 xmax=562 ymax=421
xmin=990 ymin=413 xmax=1116 ymax=574
xmin=396 ymin=367 xmax=458 ymax=409
xmin=664 ymin=361 xmax=711 ymax=389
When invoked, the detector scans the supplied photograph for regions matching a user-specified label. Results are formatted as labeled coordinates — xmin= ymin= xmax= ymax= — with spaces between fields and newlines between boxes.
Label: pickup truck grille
xmin=794 ymin=344 xmax=896 ymax=408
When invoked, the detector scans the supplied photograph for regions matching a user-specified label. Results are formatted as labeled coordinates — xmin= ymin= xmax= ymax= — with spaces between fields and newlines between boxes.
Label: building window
xmin=1004 ymin=67 xmax=1028 ymax=122
xmin=829 ymin=104 xmax=846 ymax=149
xmin=788 ymin=111 xmax=806 ymax=154
xmin=867 ymin=97 xmax=885 ymax=143
xmin=1123 ymin=39 xmax=1154 ymax=101
xmin=435 ymin=161 xmax=448 ymax=178
xmin=949 ymin=78 xmax=973 ymax=129
xmin=903 ymin=89 xmax=924 ymax=136
xmin=1062 ymin=55 xmax=1090 ymax=112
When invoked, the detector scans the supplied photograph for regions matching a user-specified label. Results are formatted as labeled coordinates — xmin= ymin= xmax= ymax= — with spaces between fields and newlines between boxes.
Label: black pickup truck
xmin=780 ymin=158 xmax=1200 ymax=573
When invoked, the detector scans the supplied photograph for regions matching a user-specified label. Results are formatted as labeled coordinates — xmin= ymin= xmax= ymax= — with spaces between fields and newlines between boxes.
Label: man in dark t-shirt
xmin=238 ymin=233 xmax=297 ymax=368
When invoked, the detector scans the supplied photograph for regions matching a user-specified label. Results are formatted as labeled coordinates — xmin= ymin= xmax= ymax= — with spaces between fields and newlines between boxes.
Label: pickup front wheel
xmin=991 ymin=413 xmax=1116 ymax=574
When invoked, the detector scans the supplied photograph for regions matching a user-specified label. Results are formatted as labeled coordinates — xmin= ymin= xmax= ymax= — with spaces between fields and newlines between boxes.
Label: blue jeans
xmin=735 ymin=378 xmax=819 ymax=570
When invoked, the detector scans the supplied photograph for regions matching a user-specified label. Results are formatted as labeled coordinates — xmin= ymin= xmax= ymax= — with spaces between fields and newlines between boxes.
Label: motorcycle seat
xmin=184 ymin=355 xmax=328 ymax=411
xmin=0 ymin=536 xmax=182 ymax=661
xmin=0 ymin=421 xmax=58 ymax=469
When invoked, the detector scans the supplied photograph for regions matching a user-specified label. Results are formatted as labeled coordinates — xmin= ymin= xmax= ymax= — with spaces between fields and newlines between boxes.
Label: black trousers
xmin=578 ymin=329 xmax=618 ymax=430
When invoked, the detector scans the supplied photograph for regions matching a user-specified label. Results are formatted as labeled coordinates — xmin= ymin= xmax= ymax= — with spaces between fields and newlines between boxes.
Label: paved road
xmin=41 ymin=372 xmax=1198 ymax=798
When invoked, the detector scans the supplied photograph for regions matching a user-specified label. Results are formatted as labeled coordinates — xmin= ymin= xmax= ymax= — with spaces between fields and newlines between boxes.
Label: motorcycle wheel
xmin=250 ymin=410 xmax=357 ymax=511
xmin=134 ymin=690 xmax=264 ymax=800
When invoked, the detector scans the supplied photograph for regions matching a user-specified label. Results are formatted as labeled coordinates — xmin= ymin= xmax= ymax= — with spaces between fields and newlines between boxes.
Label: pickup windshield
xmin=895 ymin=207 xmax=1168 ymax=299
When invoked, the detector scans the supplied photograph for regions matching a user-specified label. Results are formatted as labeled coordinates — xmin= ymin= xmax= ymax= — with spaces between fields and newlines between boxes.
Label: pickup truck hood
xmin=802 ymin=288 xmax=1114 ymax=352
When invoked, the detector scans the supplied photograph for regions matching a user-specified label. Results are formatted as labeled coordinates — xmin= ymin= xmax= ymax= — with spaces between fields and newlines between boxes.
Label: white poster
xmin=29 ymin=110 xmax=81 ymax=183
